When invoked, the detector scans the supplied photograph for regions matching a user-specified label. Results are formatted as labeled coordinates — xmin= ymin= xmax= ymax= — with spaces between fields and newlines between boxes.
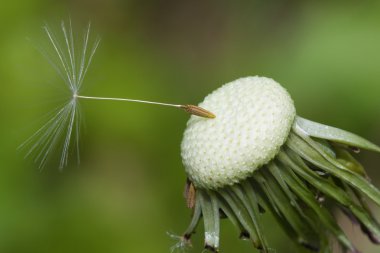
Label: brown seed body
xmin=180 ymin=105 xmax=216 ymax=119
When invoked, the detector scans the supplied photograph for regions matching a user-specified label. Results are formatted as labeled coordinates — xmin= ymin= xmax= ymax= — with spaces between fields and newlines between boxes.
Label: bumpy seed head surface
xmin=181 ymin=76 xmax=296 ymax=189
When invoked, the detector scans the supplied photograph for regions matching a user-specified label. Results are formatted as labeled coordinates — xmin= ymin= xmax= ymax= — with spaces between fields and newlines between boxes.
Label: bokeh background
xmin=1 ymin=1 xmax=380 ymax=252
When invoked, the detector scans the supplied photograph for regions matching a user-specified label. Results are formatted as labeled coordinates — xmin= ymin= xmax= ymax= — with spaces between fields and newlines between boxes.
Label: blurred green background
xmin=1 ymin=0 xmax=380 ymax=252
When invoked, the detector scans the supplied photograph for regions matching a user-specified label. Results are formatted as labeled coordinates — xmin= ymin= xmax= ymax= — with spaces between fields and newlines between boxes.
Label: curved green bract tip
xmin=296 ymin=117 xmax=380 ymax=153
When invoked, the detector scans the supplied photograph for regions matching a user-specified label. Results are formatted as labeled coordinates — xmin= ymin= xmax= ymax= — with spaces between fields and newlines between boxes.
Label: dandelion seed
xmin=20 ymin=20 xmax=214 ymax=169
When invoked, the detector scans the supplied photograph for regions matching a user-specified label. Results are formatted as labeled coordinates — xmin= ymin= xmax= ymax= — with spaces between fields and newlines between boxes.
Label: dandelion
xmin=20 ymin=20 xmax=214 ymax=169
xmin=179 ymin=76 xmax=380 ymax=252
xmin=21 ymin=20 xmax=380 ymax=253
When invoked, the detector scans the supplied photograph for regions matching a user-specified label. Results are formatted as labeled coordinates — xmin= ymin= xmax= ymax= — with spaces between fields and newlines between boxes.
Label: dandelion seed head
xmin=181 ymin=76 xmax=296 ymax=189
xmin=178 ymin=77 xmax=380 ymax=252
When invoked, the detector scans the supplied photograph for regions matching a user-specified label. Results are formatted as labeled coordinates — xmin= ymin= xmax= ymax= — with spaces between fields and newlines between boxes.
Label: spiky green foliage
xmin=177 ymin=118 xmax=380 ymax=253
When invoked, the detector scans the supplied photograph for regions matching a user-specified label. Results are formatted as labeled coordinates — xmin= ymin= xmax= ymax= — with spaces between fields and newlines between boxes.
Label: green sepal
xmin=230 ymin=183 xmax=269 ymax=251
xmin=219 ymin=189 xmax=261 ymax=249
xmin=267 ymin=163 xmax=304 ymax=215
xmin=333 ymin=146 xmax=366 ymax=177
xmin=198 ymin=190 xmax=220 ymax=251
xmin=281 ymin=145 xmax=380 ymax=242
xmin=275 ymin=152 xmax=356 ymax=252
xmin=296 ymin=117 xmax=380 ymax=153
xmin=254 ymin=171 xmax=320 ymax=251
xmin=183 ymin=193 xmax=202 ymax=237
xmin=216 ymin=194 xmax=248 ymax=238
xmin=290 ymin=128 xmax=380 ymax=207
